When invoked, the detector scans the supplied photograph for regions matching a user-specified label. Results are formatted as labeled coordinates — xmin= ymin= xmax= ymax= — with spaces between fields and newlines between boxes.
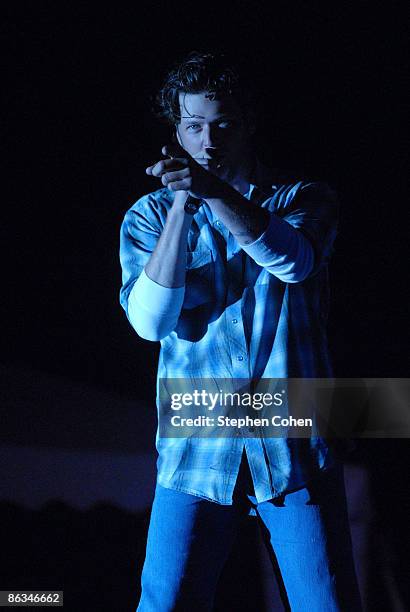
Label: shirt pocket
xmin=186 ymin=246 xmax=213 ymax=268
xmin=184 ymin=247 xmax=215 ymax=308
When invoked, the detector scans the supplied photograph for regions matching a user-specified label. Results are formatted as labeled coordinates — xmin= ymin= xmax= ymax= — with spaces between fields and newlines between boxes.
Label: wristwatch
xmin=184 ymin=195 xmax=203 ymax=215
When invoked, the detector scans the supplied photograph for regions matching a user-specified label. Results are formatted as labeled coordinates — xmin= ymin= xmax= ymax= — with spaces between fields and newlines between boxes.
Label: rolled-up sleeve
xmin=127 ymin=270 xmax=185 ymax=341
xmin=240 ymin=182 xmax=338 ymax=282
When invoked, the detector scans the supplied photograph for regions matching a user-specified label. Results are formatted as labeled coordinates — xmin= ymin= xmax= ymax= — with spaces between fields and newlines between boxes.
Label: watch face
xmin=184 ymin=197 xmax=202 ymax=214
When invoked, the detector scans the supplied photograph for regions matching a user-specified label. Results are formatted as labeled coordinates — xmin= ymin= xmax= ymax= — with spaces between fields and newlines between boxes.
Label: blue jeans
xmin=137 ymin=453 xmax=362 ymax=611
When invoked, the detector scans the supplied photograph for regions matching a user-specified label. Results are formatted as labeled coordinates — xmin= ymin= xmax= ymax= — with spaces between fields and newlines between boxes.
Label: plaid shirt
xmin=119 ymin=161 xmax=339 ymax=505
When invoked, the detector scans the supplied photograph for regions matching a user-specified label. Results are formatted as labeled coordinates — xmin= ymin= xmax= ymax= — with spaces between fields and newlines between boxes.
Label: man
xmin=119 ymin=52 xmax=362 ymax=611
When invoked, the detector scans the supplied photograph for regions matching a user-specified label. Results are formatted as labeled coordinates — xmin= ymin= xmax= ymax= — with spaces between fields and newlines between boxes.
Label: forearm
xmin=127 ymin=193 xmax=193 ymax=340
xmin=206 ymin=182 xmax=314 ymax=282
xmin=205 ymin=182 xmax=270 ymax=245
xmin=145 ymin=193 xmax=193 ymax=287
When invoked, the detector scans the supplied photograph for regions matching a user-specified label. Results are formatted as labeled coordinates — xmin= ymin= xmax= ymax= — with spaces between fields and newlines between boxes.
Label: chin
xmin=218 ymin=163 xmax=235 ymax=181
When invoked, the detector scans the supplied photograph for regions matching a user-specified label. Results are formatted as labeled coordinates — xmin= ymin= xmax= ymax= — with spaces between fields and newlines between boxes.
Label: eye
xmin=186 ymin=123 xmax=202 ymax=131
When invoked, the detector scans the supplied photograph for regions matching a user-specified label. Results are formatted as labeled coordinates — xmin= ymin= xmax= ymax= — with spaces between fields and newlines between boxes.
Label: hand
xmin=145 ymin=143 xmax=226 ymax=200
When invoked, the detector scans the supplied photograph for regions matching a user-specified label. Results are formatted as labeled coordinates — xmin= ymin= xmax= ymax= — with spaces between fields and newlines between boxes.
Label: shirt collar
xmin=244 ymin=158 xmax=278 ymax=202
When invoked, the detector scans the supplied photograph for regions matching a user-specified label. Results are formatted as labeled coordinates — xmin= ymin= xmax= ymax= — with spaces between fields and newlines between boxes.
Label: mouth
xmin=196 ymin=156 xmax=225 ymax=169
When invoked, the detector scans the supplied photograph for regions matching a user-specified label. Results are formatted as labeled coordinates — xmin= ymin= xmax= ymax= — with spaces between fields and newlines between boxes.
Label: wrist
xmin=171 ymin=190 xmax=189 ymax=212
xmin=168 ymin=196 xmax=193 ymax=227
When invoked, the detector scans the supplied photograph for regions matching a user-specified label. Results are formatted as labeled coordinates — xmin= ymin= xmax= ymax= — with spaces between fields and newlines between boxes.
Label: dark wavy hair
xmin=153 ymin=51 xmax=257 ymax=128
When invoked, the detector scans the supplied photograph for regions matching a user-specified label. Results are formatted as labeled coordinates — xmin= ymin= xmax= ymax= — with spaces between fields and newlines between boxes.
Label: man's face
xmin=175 ymin=91 xmax=254 ymax=183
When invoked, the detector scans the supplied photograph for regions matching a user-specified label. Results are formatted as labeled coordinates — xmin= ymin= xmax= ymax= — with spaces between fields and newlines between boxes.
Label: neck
xmin=227 ymin=152 xmax=257 ymax=196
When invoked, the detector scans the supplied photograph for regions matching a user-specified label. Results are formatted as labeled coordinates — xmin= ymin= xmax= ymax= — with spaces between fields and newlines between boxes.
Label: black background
xmin=4 ymin=2 xmax=408 ymax=398
xmin=3 ymin=2 xmax=409 ymax=610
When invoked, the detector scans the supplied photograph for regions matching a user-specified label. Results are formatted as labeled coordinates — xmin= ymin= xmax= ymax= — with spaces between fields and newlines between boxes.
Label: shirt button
xmin=237 ymin=355 xmax=244 ymax=361
xmin=231 ymin=318 xmax=238 ymax=324
xmin=215 ymin=221 xmax=221 ymax=227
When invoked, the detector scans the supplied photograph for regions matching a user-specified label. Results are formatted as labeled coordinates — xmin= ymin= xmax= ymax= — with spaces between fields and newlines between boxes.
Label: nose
xmin=201 ymin=124 xmax=218 ymax=150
